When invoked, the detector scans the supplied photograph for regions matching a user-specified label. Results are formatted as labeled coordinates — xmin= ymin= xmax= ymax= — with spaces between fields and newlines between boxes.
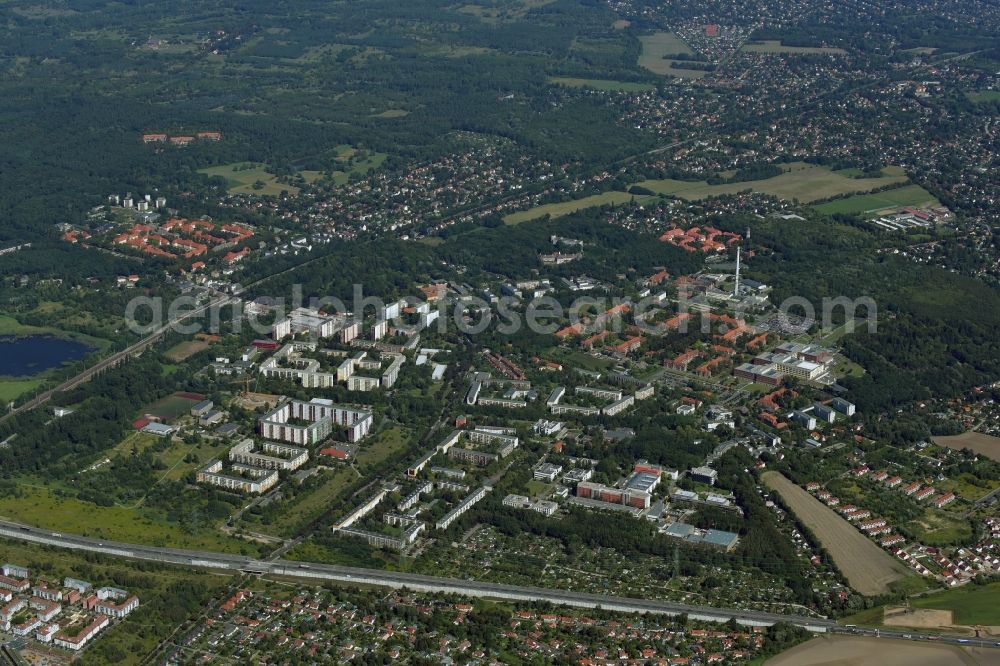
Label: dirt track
xmin=762 ymin=471 xmax=910 ymax=595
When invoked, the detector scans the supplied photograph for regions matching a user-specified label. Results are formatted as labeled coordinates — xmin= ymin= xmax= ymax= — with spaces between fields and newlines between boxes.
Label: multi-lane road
xmin=2 ymin=519 xmax=999 ymax=651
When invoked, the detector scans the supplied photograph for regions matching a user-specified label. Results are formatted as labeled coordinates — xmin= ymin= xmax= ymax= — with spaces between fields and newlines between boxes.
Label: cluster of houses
xmin=141 ymin=130 xmax=222 ymax=146
xmin=803 ymin=467 xmax=997 ymax=586
xmin=658 ymin=226 xmax=742 ymax=253
xmin=190 ymin=585 xmax=775 ymax=663
xmin=0 ymin=565 xmax=137 ymax=652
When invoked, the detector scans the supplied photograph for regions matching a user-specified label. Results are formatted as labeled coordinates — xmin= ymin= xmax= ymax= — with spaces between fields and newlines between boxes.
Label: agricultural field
xmin=762 ymin=471 xmax=910 ymax=595
xmin=933 ymin=432 xmax=1000 ymax=462
xmin=503 ymin=191 xmax=655 ymax=224
xmin=911 ymin=582 xmax=1000 ymax=625
xmin=740 ymin=40 xmax=847 ymax=55
xmin=634 ymin=163 xmax=910 ymax=204
xmin=547 ymin=76 xmax=655 ymax=92
xmin=765 ymin=636 xmax=993 ymax=666
xmin=813 ymin=184 xmax=939 ymax=216
xmin=637 ymin=31 xmax=706 ymax=79
xmin=139 ymin=391 xmax=205 ymax=422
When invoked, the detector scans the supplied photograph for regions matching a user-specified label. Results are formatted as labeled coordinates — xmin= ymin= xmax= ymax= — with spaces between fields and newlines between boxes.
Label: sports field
xmin=933 ymin=432 xmax=1000 ymax=463
xmin=547 ymin=76 xmax=655 ymax=92
xmin=762 ymin=471 xmax=910 ymax=595
xmin=503 ymin=191 xmax=655 ymax=224
xmin=634 ymin=162 xmax=909 ymax=203
xmin=741 ymin=40 xmax=847 ymax=55
xmin=140 ymin=391 xmax=204 ymax=422
xmin=813 ymin=184 xmax=939 ymax=216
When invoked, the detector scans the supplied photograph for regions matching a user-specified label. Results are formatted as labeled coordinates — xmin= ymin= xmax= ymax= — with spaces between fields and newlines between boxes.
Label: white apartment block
xmin=229 ymin=439 xmax=308 ymax=471
xmin=197 ymin=460 xmax=278 ymax=494
xmin=436 ymin=486 xmax=491 ymax=530
xmin=259 ymin=398 xmax=373 ymax=444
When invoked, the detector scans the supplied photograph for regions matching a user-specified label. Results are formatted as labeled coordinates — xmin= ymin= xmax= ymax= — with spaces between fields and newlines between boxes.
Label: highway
xmin=2 ymin=519 xmax=999 ymax=651
xmin=0 ymin=295 xmax=232 ymax=424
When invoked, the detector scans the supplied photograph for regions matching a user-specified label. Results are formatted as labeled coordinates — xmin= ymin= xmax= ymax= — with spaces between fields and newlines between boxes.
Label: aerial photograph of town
xmin=0 ymin=0 xmax=999 ymax=664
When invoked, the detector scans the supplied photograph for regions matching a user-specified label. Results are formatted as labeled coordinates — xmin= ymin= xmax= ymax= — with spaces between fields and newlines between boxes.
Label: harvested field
xmin=933 ymin=432 xmax=1000 ymax=462
xmin=761 ymin=471 xmax=910 ymax=595
xmin=766 ymin=635 xmax=1000 ymax=666
xmin=883 ymin=607 xmax=954 ymax=630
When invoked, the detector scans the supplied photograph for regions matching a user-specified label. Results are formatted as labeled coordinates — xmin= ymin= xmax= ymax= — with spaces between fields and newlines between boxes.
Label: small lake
xmin=0 ymin=335 xmax=95 ymax=377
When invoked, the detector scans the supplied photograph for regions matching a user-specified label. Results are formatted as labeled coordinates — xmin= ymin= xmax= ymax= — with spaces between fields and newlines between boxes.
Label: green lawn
xmin=813 ymin=184 xmax=939 ymax=216
xmin=912 ymin=582 xmax=1000 ymax=625
xmin=547 ymin=76 xmax=655 ymax=92
xmin=0 ymin=486 xmax=245 ymax=552
xmin=635 ymin=162 xmax=910 ymax=204
xmin=503 ymin=191 xmax=655 ymax=225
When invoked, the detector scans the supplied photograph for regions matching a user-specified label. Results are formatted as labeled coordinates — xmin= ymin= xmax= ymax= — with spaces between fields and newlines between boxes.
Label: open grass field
xmin=813 ymin=184 xmax=939 ymax=216
xmin=356 ymin=426 xmax=412 ymax=467
xmin=257 ymin=466 xmax=357 ymax=537
xmin=140 ymin=391 xmax=203 ymax=422
xmin=968 ymin=90 xmax=1000 ymax=104
xmin=0 ymin=377 xmax=43 ymax=402
xmin=762 ymin=471 xmax=910 ymax=595
xmin=503 ymin=191 xmax=654 ymax=224
xmin=635 ymin=162 xmax=910 ymax=204
xmin=372 ymin=108 xmax=409 ymax=117
xmin=0 ymin=313 xmax=109 ymax=349
xmin=765 ymin=636 xmax=999 ymax=666
xmin=547 ymin=76 xmax=655 ymax=92
xmin=0 ymin=485 xmax=244 ymax=552
xmin=741 ymin=40 xmax=847 ymax=55
xmin=638 ymin=31 xmax=706 ymax=79
xmin=904 ymin=509 xmax=974 ymax=546
xmin=933 ymin=432 xmax=1000 ymax=463
xmin=198 ymin=162 xmax=303 ymax=196
xmin=164 ymin=338 xmax=211 ymax=362
xmin=912 ymin=582 xmax=1000 ymax=625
